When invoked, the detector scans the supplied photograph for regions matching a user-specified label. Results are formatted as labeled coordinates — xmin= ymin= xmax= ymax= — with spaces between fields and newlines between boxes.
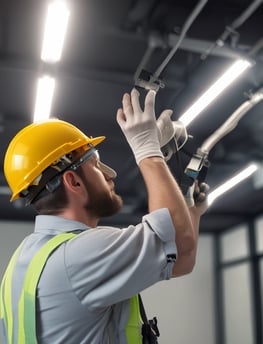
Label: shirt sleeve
xmin=64 ymin=208 xmax=177 ymax=309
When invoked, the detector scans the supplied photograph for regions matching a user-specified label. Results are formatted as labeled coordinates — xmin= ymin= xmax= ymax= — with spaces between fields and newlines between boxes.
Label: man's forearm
xmin=139 ymin=157 xmax=196 ymax=257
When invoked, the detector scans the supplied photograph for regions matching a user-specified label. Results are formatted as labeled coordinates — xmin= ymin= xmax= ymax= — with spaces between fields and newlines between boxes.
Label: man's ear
xmin=62 ymin=170 xmax=83 ymax=195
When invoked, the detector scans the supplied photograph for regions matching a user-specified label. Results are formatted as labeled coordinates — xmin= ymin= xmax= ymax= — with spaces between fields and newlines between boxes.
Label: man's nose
xmin=99 ymin=161 xmax=117 ymax=179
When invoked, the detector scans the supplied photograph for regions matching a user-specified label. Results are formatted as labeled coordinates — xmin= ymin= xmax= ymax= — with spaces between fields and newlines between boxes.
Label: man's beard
xmin=77 ymin=170 xmax=123 ymax=217
xmin=85 ymin=189 xmax=123 ymax=217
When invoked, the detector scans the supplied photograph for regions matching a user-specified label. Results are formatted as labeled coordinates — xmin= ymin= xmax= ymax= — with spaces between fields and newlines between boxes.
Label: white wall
xmin=0 ymin=221 xmax=34 ymax=280
xmin=142 ymin=235 xmax=215 ymax=344
xmin=0 ymin=222 xmax=215 ymax=344
xmin=0 ymin=221 xmax=34 ymax=344
xmin=220 ymin=222 xmax=260 ymax=344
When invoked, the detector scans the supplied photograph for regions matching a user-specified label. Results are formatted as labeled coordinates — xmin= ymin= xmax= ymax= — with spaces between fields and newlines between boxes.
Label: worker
xmin=0 ymin=88 xmax=209 ymax=343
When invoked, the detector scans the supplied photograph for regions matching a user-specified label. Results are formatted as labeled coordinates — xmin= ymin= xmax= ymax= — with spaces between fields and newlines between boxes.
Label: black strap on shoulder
xmin=138 ymin=294 xmax=160 ymax=344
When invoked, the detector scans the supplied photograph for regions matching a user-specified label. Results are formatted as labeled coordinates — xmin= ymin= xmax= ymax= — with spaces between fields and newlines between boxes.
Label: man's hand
xmin=116 ymin=89 xmax=163 ymax=165
xmin=157 ymin=110 xmax=187 ymax=147
xmin=185 ymin=180 xmax=210 ymax=215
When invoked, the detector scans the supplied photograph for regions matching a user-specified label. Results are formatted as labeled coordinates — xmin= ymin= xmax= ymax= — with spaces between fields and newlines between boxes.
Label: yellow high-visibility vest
xmin=0 ymin=233 xmax=143 ymax=343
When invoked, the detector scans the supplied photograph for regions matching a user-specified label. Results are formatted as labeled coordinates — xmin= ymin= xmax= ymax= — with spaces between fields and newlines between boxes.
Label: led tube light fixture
xmin=33 ymin=76 xmax=55 ymax=122
xmin=179 ymin=59 xmax=252 ymax=127
xmin=207 ymin=163 xmax=258 ymax=206
xmin=41 ymin=1 xmax=70 ymax=63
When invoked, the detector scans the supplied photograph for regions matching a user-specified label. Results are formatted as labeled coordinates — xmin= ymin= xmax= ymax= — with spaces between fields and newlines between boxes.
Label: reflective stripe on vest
xmin=0 ymin=233 xmax=143 ymax=344
xmin=125 ymin=295 xmax=143 ymax=343
xmin=0 ymin=240 xmax=25 ymax=343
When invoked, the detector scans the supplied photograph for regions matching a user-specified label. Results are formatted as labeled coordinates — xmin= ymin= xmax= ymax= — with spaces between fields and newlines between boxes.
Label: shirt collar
xmin=34 ymin=215 xmax=90 ymax=235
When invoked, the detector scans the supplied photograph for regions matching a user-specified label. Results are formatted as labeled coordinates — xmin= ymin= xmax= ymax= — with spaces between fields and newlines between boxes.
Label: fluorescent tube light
xmin=41 ymin=1 xmax=70 ymax=62
xmin=207 ymin=163 xmax=258 ymax=206
xmin=179 ymin=59 xmax=252 ymax=127
xmin=33 ymin=76 xmax=55 ymax=122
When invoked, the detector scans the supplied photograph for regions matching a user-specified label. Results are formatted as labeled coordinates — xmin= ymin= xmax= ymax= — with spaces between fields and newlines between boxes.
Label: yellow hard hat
xmin=4 ymin=119 xmax=105 ymax=202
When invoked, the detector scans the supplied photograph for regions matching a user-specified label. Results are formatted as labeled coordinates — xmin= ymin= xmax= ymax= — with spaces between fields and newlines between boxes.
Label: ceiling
xmin=0 ymin=0 xmax=263 ymax=233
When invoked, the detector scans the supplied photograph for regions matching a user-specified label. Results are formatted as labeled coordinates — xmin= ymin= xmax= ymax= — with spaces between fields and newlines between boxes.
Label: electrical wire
xmin=154 ymin=0 xmax=208 ymax=78
xmin=172 ymin=139 xmax=184 ymax=186
xmin=176 ymin=126 xmax=189 ymax=151
xmin=201 ymin=0 xmax=263 ymax=60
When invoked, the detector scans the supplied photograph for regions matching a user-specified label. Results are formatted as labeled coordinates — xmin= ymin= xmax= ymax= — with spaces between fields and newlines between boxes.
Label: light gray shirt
xmin=30 ymin=208 xmax=177 ymax=343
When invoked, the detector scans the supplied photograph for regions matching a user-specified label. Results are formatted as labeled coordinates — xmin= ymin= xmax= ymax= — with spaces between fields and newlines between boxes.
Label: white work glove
xmin=184 ymin=182 xmax=196 ymax=208
xmin=116 ymin=88 xmax=163 ymax=165
xmin=156 ymin=110 xmax=188 ymax=160
xmin=184 ymin=181 xmax=210 ymax=208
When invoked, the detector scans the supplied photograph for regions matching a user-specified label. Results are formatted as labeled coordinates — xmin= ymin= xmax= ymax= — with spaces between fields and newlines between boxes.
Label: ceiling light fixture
xmin=179 ymin=59 xmax=252 ymax=127
xmin=33 ymin=76 xmax=55 ymax=122
xmin=41 ymin=1 xmax=70 ymax=63
xmin=207 ymin=163 xmax=258 ymax=206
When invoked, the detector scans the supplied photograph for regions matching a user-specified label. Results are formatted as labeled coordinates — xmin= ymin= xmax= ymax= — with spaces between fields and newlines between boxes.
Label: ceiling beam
xmin=167 ymin=34 xmax=251 ymax=59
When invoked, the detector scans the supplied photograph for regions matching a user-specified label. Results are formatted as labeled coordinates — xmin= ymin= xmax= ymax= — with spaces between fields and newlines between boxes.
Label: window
xmin=222 ymin=263 xmax=254 ymax=344
xmin=220 ymin=224 xmax=249 ymax=262
xmin=255 ymin=216 xmax=263 ymax=254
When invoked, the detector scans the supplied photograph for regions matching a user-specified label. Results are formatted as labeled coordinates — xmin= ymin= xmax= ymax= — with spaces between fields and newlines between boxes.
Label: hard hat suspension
xmin=21 ymin=145 xmax=98 ymax=205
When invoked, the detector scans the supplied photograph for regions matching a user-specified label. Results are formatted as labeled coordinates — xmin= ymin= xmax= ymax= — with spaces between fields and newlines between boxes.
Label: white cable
xmin=154 ymin=0 xmax=208 ymax=77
